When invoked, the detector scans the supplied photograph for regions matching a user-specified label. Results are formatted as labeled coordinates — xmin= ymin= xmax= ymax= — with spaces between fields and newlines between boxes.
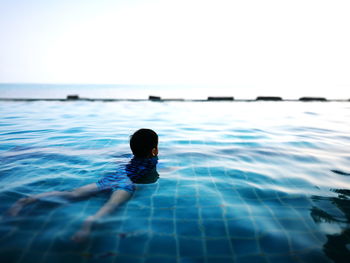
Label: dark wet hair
xmin=130 ymin=129 xmax=158 ymax=158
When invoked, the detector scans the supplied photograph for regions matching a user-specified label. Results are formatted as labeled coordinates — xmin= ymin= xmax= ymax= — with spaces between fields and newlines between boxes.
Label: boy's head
xmin=130 ymin=129 xmax=158 ymax=158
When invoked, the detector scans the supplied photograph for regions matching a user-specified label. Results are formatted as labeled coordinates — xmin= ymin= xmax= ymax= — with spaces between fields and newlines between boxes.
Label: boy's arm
xmin=72 ymin=189 xmax=132 ymax=242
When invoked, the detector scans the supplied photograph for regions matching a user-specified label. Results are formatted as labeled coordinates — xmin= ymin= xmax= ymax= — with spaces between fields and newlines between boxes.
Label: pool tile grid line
xmin=0 ymin=222 xmax=18 ymax=244
xmin=220 ymin=161 xmax=262 ymax=257
xmin=15 ymin=203 xmax=57 ymax=263
xmin=86 ymin=204 xmax=121 ymax=261
xmin=134 ymin=174 xmax=176 ymax=262
xmin=247 ymin=168 xmax=328 ymax=248
xmin=138 ymin=192 xmax=153 ymax=262
xmin=173 ymin=160 xmax=181 ymax=263
xmin=105 ymin=224 xmax=330 ymax=240
xmin=189 ymin=138 xmax=208 ymax=263
xmin=38 ymin=156 xmax=105 ymax=263
xmin=83 ymin=138 xmax=121 ymax=263
xmin=277 ymin=194 xmax=327 ymax=247
xmin=248 ymin=189 xmax=294 ymax=255
xmin=109 ymin=195 xmax=135 ymax=263
xmin=113 ymin=197 xmax=132 ymax=262
xmin=116 ymin=195 xmax=150 ymax=260
xmin=75 ymin=139 xmax=109 ymax=261
xmin=224 ymin=183 xmax=324 ymax=256
xmin=203 ymin=139 xmax=235 ymax=259
xmin=32 ymin=180 xmax=80 ymax=263
xmin=223 ymin=167 xmax=264 ymax=261
xmin=261 ymin=245 xmax=331 ymax=263
xmin=264 ymin=242 xmax=330 ymax=257
xmin=38 ymin=199 xmax=92 ymax=263
xmin=15 ymin=169 xmax=70 ymax=263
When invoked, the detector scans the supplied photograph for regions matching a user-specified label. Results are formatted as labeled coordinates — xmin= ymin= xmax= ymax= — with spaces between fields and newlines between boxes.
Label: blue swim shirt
xmin=125 ymin=156 xmax=159 ymax=182
xmin=96 ymin=156 xmax=158 ymax=194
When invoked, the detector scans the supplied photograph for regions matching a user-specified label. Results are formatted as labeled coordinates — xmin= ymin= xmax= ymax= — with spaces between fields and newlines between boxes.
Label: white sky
xmin=0 ymin=0 xmax=350 ymax=96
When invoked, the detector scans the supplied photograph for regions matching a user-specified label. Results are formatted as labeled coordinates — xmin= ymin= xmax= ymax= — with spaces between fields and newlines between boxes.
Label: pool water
xmin=0 ymin=101 xmax=350 ymax=263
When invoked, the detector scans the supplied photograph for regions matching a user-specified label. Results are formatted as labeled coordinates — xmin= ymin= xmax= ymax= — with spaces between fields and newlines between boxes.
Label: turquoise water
xmin=0 ymin=101 xmax=350 ymax=263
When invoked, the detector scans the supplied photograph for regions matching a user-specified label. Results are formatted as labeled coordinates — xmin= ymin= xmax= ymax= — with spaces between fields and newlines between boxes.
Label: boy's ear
xmin=151 ymin=147 xmax=158 ymax=157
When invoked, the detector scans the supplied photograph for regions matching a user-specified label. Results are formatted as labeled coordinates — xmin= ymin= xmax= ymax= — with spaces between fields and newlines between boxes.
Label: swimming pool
xmin=0 ymin=101 xmax=349 ymax=263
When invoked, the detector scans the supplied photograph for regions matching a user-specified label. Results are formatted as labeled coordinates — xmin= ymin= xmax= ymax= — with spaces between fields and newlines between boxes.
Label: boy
xmin=7 ymin=129 xmax=159 ymax=242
